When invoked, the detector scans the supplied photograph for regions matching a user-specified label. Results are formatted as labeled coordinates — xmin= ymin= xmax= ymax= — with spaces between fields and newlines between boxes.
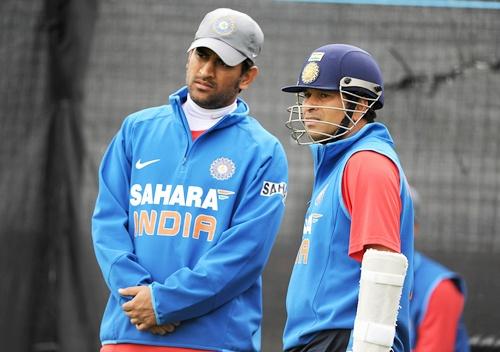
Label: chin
xmin=189 ymin=91 xmax=209 ymax=105
xmin=307 ymin=130 xmax=325 ymax=139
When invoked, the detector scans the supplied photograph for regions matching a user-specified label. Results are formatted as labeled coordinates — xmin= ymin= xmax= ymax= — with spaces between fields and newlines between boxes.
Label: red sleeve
xmin=414 ymin=279 xmax=465 ymax=352
xmin=342 ymin=151 xmax=401 ymax=262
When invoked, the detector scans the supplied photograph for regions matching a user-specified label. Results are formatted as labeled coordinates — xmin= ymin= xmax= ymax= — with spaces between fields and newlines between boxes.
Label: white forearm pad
xmin=352 ymin=249 xmax=408 ymax=352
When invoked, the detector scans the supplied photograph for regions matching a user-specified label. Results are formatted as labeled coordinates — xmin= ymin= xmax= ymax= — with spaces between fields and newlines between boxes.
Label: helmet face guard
xmin=285 ymin=77 xmax=383 ymax=145
xmin=282 ymin=44 xmax=384 ymax=145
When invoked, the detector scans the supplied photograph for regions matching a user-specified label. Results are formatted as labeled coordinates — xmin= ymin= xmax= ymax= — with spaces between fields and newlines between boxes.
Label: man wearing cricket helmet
xmin=282 ymin=43 xmax=414 ymax=352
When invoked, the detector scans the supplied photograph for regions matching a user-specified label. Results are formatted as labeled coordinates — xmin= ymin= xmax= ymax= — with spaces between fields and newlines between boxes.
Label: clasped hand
xmin=119 ymin=286 xmax=179 ymax=335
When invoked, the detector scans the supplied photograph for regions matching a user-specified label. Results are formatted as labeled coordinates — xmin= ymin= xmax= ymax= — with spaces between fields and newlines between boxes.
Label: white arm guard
xmin=352 ymin=249 xmax=408 ymax=352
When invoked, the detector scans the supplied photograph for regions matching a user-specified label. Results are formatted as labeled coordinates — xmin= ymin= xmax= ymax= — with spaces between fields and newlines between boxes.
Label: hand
xmin=149 ymin=322 xmax=181 ymax=335
xmin=120 ymin=286 xmax=156 ymax=331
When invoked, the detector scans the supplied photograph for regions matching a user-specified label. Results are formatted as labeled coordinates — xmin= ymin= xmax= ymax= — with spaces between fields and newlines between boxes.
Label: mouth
xmin=303 ymin=119 xmax=328 ymax=134
xmin=193 ymin=79 xmax=215 ymax=91
xmin=302 ymin=117 xmax=320 ymax=126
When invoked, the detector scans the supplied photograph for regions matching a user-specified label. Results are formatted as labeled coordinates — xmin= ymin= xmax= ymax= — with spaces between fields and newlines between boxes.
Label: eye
xmin=216 ymin=58 xmax=231 ymax=68
xmin=319 ymin=92 xmax=330 ymax=99
xmin=195 ymin=48 xmax=209 ymax=59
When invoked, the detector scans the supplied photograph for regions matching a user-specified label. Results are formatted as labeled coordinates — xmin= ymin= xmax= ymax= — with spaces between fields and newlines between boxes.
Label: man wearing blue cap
xmin=92 ymin=8 xmax=288 ymax=352
xmin=281 ymin=44 xmax=414 ymax=352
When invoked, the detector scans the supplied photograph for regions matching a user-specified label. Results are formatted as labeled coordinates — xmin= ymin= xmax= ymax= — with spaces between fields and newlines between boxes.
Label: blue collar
xmin=310 ymin=122 xmax=395 ymax=168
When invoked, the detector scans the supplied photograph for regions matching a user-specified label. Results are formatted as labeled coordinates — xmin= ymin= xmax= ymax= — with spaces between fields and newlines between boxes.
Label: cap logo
xmin=308 ymin=52 xmax=325 ymax=62
xmin=301 ymin=62 xmax=320 ymax=84
xmin=213 ymin=16 xmax=236 ymax=36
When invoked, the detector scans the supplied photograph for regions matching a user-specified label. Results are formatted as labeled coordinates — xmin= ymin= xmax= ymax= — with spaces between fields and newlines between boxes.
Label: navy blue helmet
xmin=282 ymin=44 xmax=384 ymax=109
xmin=282 ymin=44 xmax=384 ymax=144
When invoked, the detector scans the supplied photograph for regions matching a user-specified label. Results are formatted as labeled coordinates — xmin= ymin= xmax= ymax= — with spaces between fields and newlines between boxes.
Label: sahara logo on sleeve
xmin=260 ymin=181 xmax=287 ymax=201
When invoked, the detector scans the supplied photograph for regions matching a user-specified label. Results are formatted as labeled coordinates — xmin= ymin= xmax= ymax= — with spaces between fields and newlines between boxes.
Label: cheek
xmin=185 ymin=65 xmax=197 ymax=83
xmin=219 ymin=74 xmax=241 ymax=90
xmin=323 ymin=111 xmax=341 ymax=125
xmin=185 ymin=58 xmax=198 ymax=77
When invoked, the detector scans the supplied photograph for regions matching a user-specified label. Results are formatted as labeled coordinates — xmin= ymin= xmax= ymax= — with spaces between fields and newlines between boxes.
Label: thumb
xmin=118 ymin=286 xmax=140 ymax=296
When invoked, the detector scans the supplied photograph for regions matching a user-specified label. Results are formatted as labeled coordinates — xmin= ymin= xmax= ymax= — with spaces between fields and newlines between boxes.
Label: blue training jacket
xmin=283 ymin=123 xmax=414 ymax=351
xmin=92 ymin=86 xmax=288 ymax=351
xmin=410 ymin=251 xmax=470 ymax=352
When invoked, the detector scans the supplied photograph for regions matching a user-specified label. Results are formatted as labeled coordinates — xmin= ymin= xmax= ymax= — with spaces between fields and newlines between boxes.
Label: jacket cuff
xmin=149 ymin=283 xmax=161 ymax=325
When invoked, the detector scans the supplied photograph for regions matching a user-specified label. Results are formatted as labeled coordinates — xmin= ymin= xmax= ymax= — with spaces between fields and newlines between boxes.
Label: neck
xmin=182 ymin=94 xmax=237 ymax=131
xmin=345 ymin=118 xmax=368 ymax=139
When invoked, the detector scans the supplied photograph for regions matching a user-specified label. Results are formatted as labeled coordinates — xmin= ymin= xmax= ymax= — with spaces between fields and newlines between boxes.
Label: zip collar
xmin=310 ymin=122 xmax=395 ymax=170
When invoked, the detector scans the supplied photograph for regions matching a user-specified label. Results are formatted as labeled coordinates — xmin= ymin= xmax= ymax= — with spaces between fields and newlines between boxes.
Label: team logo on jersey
xmin=301 ymin=62 xmax=320 ymax=84
xmin=213 ymin=16 xmax=236 ymax=36
xmin=210 ymin=157 xmax=236 ymax=180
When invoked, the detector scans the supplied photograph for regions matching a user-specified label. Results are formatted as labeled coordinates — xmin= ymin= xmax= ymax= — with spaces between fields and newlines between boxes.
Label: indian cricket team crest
xmin=213 ymin=16 xmax=236 ymax=36
xmin=301 ymin=62 xmax=320 ymax=84
xmin=210 ymin=157 xmax=236 ymax=180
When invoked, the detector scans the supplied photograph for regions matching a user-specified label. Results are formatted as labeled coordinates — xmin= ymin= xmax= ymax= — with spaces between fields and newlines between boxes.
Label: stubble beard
xmin=188 ymin=78 xmax=241 ymax=109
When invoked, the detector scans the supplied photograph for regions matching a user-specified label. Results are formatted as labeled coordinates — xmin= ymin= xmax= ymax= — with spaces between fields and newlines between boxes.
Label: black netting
xmin=1 ymin=0 xmax=499 ymax=350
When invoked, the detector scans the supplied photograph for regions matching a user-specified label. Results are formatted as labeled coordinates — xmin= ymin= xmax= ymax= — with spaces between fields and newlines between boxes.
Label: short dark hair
xmin=237 ymin=59 xmax=255 ymax=93
xmin=241 ymin=58 xmax=254 ymax=74
xmin=343 ymin=92 xmax=377 ymax=123
xmin=363 ymin=108 xmax=377 ymax=122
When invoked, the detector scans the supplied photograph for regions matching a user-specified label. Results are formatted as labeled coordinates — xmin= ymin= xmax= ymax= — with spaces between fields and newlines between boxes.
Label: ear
xmin=352 ymin=98 xmax=369 ymax=122
xmin=238 ymin=66 xmax=259 ymax=91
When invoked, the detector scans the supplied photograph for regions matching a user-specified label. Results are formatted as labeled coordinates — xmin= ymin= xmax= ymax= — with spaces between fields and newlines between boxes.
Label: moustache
xmin=194 ymin=77 xmax=216 ymax=88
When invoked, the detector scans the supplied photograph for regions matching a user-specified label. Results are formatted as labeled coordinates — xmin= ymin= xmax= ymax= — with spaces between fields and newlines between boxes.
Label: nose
xmin=198 ymin=60 xmax=215 ymax=77
xmin=303 ymin=98 xmax=318 ymax=112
